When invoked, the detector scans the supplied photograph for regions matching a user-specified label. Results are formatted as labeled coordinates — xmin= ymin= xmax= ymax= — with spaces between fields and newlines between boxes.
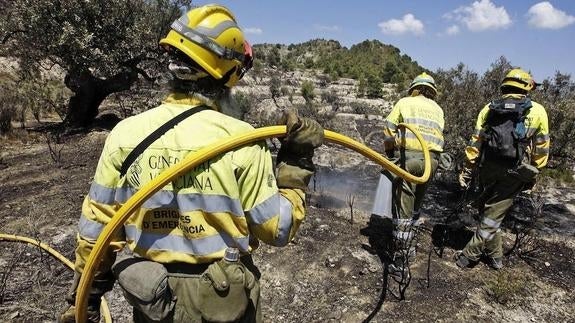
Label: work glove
xmin=276 ymin=109 xmax=324 ymax=189
xmin=458 ymin=167 xmax=473 ymax=190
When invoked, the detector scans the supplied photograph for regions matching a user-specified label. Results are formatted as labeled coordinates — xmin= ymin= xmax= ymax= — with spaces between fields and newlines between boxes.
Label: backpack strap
xmin=119 ymin=105 xmax=211 ymax=178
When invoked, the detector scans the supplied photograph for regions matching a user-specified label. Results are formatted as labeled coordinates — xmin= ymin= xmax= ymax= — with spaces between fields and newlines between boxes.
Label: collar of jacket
xmin=163 ymin=92 xmax=219 ymax=111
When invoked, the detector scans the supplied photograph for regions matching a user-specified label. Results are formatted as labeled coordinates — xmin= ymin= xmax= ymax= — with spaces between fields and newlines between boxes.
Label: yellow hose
xmin=0 ymin=233 xmax=112 ymax=323
xmin=75 ymin=124 xmax=430 ymax=322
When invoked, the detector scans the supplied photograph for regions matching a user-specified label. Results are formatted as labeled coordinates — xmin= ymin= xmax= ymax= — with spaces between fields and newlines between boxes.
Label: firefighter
xmin=377 ymin=72 xmax=444 ymax=275
xmin=455 ymin=68 xmax=550 ymax=270
xmin=59 ymin=4 xmax=323 ymax=322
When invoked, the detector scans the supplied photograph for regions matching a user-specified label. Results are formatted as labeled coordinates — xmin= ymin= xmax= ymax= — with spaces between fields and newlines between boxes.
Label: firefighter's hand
xmin=276 ymin=109 xmax=324 ymax=189
xmin=58 ymin=304 xmax=100 ymax=323
xmin=458 ymin=167 xmax=473 ymax=189
xmin=278 ymin=109 xmax=324 ymax=157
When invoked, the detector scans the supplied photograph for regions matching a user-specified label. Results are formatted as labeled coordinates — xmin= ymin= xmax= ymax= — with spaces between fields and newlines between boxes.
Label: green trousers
xmin=391 ymin=151 xmax=439 ymax=247
xmin=462 ymin=161 xmax=525 ymax=260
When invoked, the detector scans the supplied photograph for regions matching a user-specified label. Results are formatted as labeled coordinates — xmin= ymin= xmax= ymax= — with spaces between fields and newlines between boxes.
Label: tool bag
xmin=112 ymin=257 xmax=176 ymax=321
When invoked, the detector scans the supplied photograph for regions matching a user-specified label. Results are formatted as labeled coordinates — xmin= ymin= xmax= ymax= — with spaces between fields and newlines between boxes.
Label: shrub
xmin=301 ymin=80 xmax=315 ymax=103
xmin=320 ymin=89 xmax=339 ymax=105
xmin=269 ymin=75 xmax=281 ymax=100
xmin=540 ymin=167 xmax=574 ymax=184
xmin=484 ymin=270 xmax=528 ymax=305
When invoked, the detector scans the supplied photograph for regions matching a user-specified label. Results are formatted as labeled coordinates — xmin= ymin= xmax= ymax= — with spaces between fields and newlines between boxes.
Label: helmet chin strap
xmin=216 ymin=66 xmax=237 ymax=87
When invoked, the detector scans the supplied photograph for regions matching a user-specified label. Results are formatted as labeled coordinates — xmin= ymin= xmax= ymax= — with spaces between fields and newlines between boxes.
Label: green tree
xmin=382 ymin=62 xmax=399 ymax=83
xmin=1 ymin=0 xmax=191 ymax=128
xmin=481 ymin=56 xmax=513 ymax=100
xmin=366 ymin=73 xmax=383 ymax=98
xmin=268 ymin=46 xmax=281 ymax=67
xmin=434 ymin=63 xmax=482 ymax=152
xmin=533 ymin=72 xmax=575 ymax=166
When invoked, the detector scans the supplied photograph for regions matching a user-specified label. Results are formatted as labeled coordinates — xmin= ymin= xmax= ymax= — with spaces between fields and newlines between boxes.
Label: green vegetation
xmin=301 ymin=80 xmax=316 ymax=103
xmin=484 ymin=270 xmax=529 ymax=305
xmin=540 ymin=168 xmax=575 ymax=184
xmin=1 ymin=0 xmax=190 ymax=128
xmin=270 ymin=75 xmax=282 ymax=101
xmin=255 ymin=39 xmax=426 ymax=98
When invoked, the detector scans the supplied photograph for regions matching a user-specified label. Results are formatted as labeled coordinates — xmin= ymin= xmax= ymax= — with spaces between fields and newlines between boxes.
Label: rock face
xmin=235 ymin=67 xmax=396 ymax=133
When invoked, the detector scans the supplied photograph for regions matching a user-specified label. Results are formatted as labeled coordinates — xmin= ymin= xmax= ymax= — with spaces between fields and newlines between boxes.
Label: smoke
xmin=312 ymin=166 xmax=380 ymax=211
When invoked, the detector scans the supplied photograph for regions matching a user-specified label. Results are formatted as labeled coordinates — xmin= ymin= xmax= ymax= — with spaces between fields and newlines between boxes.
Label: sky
xmin=192 ymin=0 xmax=575 ymax=81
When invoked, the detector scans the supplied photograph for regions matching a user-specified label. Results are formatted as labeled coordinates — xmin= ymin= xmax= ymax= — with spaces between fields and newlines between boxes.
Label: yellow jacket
xmin=74 ymin=93 xmax=307 ymax=275
xmin=464 ymin=94 xmax=550 ymax=169
xmin=383 ymin=94 xmax=445 ymax=153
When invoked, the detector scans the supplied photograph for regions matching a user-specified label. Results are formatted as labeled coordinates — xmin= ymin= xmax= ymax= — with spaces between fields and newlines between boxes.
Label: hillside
xmin=254 ymin=39 xmax=426 ymax=92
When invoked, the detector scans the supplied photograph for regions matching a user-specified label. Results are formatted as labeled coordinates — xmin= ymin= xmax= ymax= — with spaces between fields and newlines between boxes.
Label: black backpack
xmin=481 ymin=97 xmax=532 ymax=165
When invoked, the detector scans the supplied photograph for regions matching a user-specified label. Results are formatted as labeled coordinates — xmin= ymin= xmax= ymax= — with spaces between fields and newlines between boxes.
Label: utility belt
xmin=113 ymin=255 xmax=258 ymax=322
xmin=164 ymin=255 xmax=258 ymax=277
xmin=163 ymin=261 xmax=212 ymax=276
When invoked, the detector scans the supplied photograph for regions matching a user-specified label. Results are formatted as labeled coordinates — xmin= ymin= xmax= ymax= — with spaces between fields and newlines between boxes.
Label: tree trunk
xmin=63 ymin=68 xmax=138 ymax=128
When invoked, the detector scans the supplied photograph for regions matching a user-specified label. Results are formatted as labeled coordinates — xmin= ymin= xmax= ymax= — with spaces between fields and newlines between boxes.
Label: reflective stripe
xmin=125 ymin=225 xmax=250 ymax=254
xmin=115 ymin=187 xmax=244 ymax=216
xmin=478 ymin=229 xmax=495 ymax=240
xmin=403 ymin=118 xmax=443 ymax=131
xmin=534 ymin=133 xmax=550 ymax=143
xmin=482 ymin=217 xmax=500 ymax=229
xmin=248 ymin=194 xmax=281 ymax=225
xmin=404 ymin=132 xmax=444 ymax=147
xmin=178 ymin=194 xmax=244 ymax=216
xmin=393 ymin=218 xmax=420 ymax=226
xmin=195 ymin=20 xmax=239 ymax=38
xmin=384 ymin=120 xmax=397 ymax=131
xmin=393 ymin=230 xmax=414 ymax=241
xmin=78 ymin=214 xmax=105 ymax=241
xmin=473 ymin=129 xmax=483 ymax=136
xmin=88 ymin=182 xmax=116 ymax=205
xmin=393 ymin=218 xmax=413 ymax=226
xmin=534 ymin=147 xmax=549 ymax=155
xmin=171 ymin=17 xmax=244 ymax=61
xmin=276 ymin=196 xmax=294 ymax=246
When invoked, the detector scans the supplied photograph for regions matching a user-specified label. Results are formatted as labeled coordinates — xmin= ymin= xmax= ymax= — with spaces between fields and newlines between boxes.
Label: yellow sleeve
xmin=74 ymin=134 xmax=126 ymax=278
xmin=464 ymin=105 xmax=489 ymax=167
xmin=383 ymin=101 xmax=402 ymax=151
xmin=235 ymin=142 xmax=307 ymax=247
xmin=531 ymin=104 xmax=550 ymax=169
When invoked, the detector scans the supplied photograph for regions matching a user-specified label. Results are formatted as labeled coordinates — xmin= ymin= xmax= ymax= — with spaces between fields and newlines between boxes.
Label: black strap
xmin=119 ymin=105 xmax=210 ymax=177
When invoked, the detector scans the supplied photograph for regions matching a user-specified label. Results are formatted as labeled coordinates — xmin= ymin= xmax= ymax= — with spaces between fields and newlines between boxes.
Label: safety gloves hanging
xmin=276 ymin=109 xmax=324 ymax=189
xmin=458 ymin=167 xmax=473 ymax=190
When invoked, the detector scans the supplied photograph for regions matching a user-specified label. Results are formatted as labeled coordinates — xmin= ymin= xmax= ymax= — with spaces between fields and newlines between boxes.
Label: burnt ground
xmin=1 ymin=124 xmax=575 ymax=323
